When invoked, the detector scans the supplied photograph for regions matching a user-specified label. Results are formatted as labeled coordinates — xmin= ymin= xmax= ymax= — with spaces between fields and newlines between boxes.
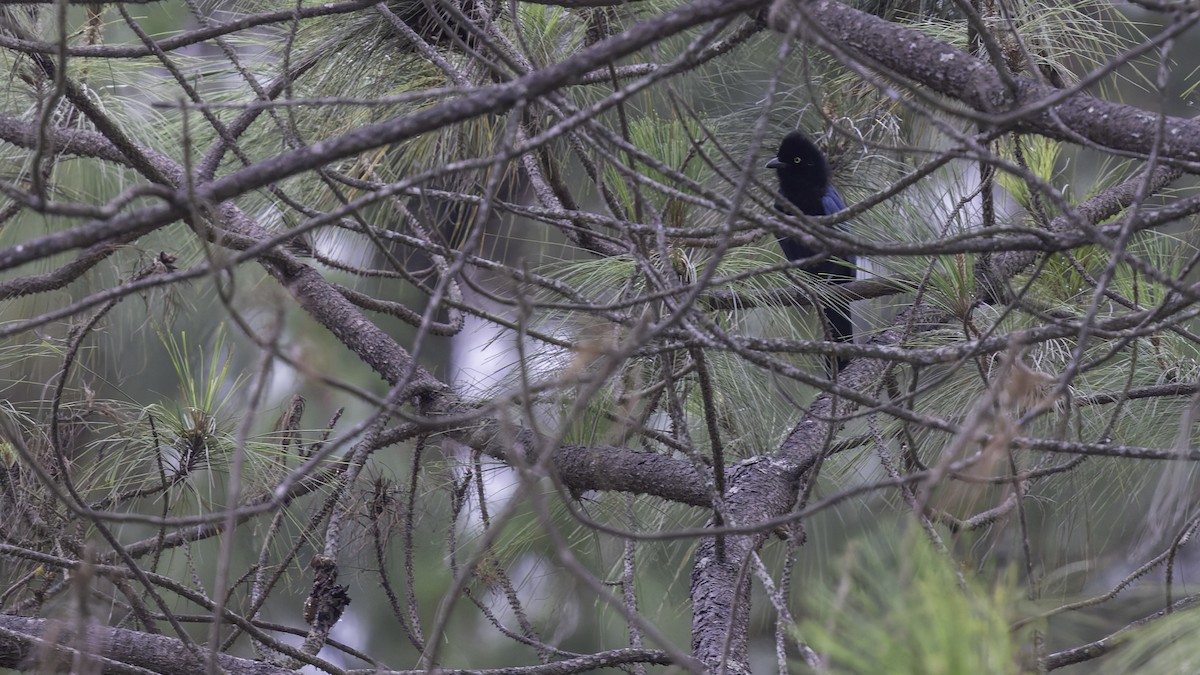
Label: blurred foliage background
xmin=3 ymin=0 xmax=1200 ymax=672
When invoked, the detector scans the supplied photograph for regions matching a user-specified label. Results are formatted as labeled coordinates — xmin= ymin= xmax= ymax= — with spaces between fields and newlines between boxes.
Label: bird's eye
xmin=793 ymin=157 xmax=802 ymax=164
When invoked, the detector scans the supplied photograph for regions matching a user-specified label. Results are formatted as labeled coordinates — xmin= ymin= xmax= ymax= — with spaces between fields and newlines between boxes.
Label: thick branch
xmin=456 ymin=423 xmax=715 ymax=507
xmin=770 ymin=0 xmax=1200 ymax=163
xmin=0 ymin=614 xmax=292 ymax=675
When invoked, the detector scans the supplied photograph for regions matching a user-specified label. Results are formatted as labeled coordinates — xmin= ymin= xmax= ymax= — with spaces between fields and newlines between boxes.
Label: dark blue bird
xmin=766 ymin=131 xmax=856 ymax=371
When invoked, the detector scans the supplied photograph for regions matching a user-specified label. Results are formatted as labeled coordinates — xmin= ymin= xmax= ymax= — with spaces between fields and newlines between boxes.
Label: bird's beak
xmin=765 ymin=157 xmax=784 ymax=169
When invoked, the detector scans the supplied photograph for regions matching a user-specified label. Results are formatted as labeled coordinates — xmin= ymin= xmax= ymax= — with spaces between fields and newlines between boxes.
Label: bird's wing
xmin=821 ymin=185 xmax=847 ymax=217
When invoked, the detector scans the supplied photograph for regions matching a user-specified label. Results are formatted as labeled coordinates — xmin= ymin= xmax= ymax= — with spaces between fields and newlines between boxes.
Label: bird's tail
xmin=821 ymin=304 xmax=852 ymax=374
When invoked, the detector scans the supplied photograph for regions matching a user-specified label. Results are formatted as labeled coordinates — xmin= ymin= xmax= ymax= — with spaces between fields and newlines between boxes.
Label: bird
xmin=766 ymin=131 xmax=856 ymax=372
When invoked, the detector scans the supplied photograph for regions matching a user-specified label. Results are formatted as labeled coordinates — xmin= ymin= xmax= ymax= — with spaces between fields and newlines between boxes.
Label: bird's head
xmin=765 ymin=131 xmax=830 ymax=185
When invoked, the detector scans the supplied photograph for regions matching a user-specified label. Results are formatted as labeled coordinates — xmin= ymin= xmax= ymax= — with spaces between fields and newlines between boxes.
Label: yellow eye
xmin=793 ymin=157 xmax=802 ymax=164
